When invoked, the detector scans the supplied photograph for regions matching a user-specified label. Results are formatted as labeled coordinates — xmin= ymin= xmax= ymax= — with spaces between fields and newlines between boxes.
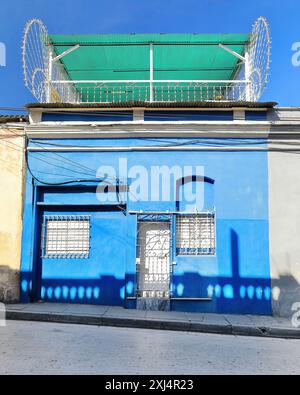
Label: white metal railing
xmin=48 ymin=80 xmax=250 ymax=103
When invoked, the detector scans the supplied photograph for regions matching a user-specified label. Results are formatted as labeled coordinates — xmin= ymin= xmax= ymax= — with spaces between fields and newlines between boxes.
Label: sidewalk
xmin=5 ymin=303 xmax=300 ymax=339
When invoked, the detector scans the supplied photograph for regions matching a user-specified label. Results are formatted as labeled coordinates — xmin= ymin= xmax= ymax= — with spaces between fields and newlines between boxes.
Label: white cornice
xmin=26 ymin=121 xmax=274 ymax=139
xmin=25 ymin=121 xmax=300 ymax=139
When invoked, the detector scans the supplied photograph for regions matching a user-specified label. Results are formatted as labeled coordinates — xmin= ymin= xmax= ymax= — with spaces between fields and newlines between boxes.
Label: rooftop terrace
xmin=22 ymin=17 xmax=271 ymax=105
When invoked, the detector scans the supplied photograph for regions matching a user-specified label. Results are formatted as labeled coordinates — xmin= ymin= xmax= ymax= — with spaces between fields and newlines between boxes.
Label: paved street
xmin=0 ymin=320 xmax=299 ymax=375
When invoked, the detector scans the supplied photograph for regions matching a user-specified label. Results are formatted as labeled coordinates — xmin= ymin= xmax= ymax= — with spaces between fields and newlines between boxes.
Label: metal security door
xmin=137 ymin=221 xmax=171 ymax=301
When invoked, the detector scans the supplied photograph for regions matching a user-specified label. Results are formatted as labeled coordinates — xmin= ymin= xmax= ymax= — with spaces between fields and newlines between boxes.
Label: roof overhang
xmin=26 ymin=101 xmax=277 ymax=110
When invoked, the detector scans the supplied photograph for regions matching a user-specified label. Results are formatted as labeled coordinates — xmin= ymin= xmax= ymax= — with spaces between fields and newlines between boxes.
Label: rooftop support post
xmin=46 ymin=50 xmax=53 ymax=103
xmin=149 ymin=43 xmax=154 ymax=102
xmin=244 ymin=45 xmax=252 ymax=102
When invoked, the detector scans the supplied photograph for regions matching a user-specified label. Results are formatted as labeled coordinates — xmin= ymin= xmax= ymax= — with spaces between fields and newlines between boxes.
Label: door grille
xmin=137 ymin=221 xmax=171 ymax=298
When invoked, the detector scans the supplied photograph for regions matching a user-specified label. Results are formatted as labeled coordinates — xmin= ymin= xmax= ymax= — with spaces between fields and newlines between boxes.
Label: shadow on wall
xmin=172 ymin=230 xmax=300 ymax=316
xmin=19 ymin=271 xmax=300 ymax=317
xmin=19 ymin=230 xmax=300 ymax=317
xmin=0 ymin=266 xmax=20 ymax=303
xmin=171 ymin=273 xmax=300 ymax=316
xmin=20 ymin=274 xmax=132 ymax=307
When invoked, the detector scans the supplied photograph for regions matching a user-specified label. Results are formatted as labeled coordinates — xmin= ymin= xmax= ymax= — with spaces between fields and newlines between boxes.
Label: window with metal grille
xmin=176 ymin=213 xmax=216 ymax=256
xmin=42 ymin=216 xmax=91 ymax=259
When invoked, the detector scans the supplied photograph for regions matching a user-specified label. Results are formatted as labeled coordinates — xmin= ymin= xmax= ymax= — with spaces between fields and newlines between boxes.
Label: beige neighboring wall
xmin=269 ymin=149 xmax=300 ymax=318
xmin=0 ymin=124 xmax=25 ymax=302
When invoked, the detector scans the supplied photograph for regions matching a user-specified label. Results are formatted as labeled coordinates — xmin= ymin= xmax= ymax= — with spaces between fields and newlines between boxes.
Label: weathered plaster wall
xmin=269 ymin=150 xmax=300 ymax=318
xmin=0 ymin=127 xmax=24 ymax=302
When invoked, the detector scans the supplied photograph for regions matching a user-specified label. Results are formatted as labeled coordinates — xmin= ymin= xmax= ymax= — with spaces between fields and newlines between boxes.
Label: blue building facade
xmin=20 ymin=106 xmax=273 ymax=315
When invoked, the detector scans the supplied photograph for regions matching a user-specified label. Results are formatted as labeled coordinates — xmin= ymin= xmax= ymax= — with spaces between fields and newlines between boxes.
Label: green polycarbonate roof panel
xmin=50 ymin=33 xmax=250 ymax=82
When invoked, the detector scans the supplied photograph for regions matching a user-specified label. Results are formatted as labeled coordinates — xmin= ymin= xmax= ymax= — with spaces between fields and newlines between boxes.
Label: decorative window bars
xmin=176 ymin=213 xmax=216 ymax=256
xmin=42 ymin=216 xmax=91 ymax=259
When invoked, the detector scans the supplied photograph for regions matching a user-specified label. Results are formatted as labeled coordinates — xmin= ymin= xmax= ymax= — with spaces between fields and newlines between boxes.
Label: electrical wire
xmin=3 ymin=143 xmax=126 ymax=208
xmin=0 ymin=134 xmax=103 ymax=182
xmin=24 ymin=137 xmax=126 ymax=212
xmin=24 ymin=137 xmax=105 ymax=186
xmin=31 ymin=138 xmax=269 ymax=149
xmin=29 ymin=137 xmax=300 ymax=150
xmin=4 ymin=126 xmax=300 ymax=157
xmin=0 ymin=138 xmax=98 ymax=179
xmin=5 ymin=128 xmax=126 ymax=182
xmin=30 ymin=140 xmax=127 ymax=184
xmin=0 ymin=107 xmax=26 ymax=112
xmin=31 ymin=140 xmax=100 ymax=175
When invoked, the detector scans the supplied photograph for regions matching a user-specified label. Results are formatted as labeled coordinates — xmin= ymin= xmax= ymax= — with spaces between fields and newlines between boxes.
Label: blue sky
xmin=0 ymin=0 xmax=299 ymax=113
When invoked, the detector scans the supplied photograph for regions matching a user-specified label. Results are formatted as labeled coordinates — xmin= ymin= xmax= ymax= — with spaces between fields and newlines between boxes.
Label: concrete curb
xmin=6 ymin=310 xmax=300 ymax=340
